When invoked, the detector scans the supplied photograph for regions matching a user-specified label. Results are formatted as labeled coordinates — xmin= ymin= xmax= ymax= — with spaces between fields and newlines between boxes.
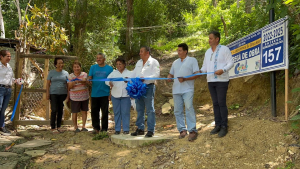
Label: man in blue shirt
xmin=88 ymin=53 xmax=113 ymax=133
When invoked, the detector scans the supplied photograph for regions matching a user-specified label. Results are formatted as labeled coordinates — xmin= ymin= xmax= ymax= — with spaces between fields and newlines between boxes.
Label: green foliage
xmin=229 ymin=103 xmax=242 ymax=110
xmin=92 ymin=132 xmax=109 ymax=140
xmin=17 ymin=4 xmax=69 ymax=54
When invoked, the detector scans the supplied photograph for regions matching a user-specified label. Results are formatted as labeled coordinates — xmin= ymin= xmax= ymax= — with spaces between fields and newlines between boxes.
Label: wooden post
xmin=285 ymin=69 xmax=289 ymax=121
xmin=43 ymin=59 xmax=50 ymax=120
xmin=13 ymin=45 xmax=23 ymax=128
xmin=13 ymin=44 xmax=20 ymax=128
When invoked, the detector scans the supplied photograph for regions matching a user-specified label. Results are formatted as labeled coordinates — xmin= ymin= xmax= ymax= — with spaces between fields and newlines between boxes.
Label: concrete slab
xmin=1 ymin=161 xmax=18 ymax=169
xmin=0 ymin=136 xmax=24 ymax=144
xmin=0 ymin=137 xmax=12 ymax=144
xmin=111 ymin=134 xmax=173 ymax=148
xmin=24 ymin=150 xmax=46 ymax=157
xmin=18 ymin=131 xmax=42 ymax=137
xmin=0 ymin=152 xmax=18 ymax=157
xmin=14 ymin=140 xmax=51 ymax=148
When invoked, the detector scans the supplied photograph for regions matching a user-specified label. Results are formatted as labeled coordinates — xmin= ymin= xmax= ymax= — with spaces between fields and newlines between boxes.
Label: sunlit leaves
xmin=17 ymin=4 xmax=69 ymax=54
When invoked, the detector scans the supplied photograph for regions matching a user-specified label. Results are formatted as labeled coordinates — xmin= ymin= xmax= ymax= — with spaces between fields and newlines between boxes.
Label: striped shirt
xmin=68 ymin=72 xmax=89 ymax=101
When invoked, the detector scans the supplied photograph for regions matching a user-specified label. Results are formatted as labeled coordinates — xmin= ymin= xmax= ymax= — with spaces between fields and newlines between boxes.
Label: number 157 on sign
xmin=262 ymin=44 xmax=283 ymax=68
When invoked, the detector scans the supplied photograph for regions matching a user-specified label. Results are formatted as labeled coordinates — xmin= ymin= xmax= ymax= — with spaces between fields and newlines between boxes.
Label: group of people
xmin=0 ymin=31 xmax=234 ymax=141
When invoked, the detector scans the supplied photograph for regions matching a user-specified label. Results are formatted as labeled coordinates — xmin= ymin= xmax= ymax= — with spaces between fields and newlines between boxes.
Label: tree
xmin=0 ymin=2 xmax=5 ymax=38
xmin=125 ymin=0 xmax=134 ymax=60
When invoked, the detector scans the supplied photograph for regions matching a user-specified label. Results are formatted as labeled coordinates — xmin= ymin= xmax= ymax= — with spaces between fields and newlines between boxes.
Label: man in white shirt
xmin=200 ymin=31 xmax=234 ymax=137
xmin=131 ymin=46 xmax=160 ymax=137
xmin=167 ymin=43 xmax=200 ymax=141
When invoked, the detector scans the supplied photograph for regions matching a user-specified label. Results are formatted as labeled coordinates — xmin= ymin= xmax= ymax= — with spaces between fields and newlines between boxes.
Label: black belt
xmin=0 ymin=84 xmax=11 ymax=88
xmin=147 ymin=83 xmax=154 ymax=85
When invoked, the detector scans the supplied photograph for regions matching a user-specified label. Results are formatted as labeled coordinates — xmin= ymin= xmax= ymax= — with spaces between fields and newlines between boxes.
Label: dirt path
xmin=20 ymin=111 xmax=297 ymax=169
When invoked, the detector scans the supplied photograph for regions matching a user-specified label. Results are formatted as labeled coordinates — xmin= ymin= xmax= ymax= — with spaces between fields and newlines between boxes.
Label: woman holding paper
xmin=105 ymin=58 xmax=132 ymax=134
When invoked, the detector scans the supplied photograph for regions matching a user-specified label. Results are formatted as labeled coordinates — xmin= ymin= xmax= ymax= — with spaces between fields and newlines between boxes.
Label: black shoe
xmin=123 ymin=131 xmax=129 ymax=134
xmin=115 ymin=131 xmax=120 ymax=135
xmin=218 ymin=126 xmax=228 ymax=137
xmin=0 ymin=127 xmax=11 ymax=136
xmin=131 ymin=129 xmax=144 ymax=136
xmin=145 ymin=131 xmax=154 ymax=137
xmin=210 ymin=126 xmax=221 ymax=135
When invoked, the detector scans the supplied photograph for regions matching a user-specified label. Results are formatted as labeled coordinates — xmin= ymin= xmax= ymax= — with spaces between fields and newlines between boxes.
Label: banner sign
xmin=228 ymin=16 xmax=288 ymax=79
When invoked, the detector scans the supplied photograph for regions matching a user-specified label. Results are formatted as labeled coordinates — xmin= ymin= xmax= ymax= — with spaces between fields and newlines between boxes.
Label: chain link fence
xmin=20 ymin=58 xmax=74 ymax=120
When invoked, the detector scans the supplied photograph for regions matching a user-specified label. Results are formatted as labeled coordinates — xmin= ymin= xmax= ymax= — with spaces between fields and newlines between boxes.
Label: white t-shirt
xmin=201 ymin=45 xmax=234 ymax=82
xmin=105 ymin=69 xmax=132 ymax=98
xmin=131 ymin=56 xmax=160 ymax=84
xmin=170 ymin=56 xmax=199 ymax=94
xmin=0 ymin=62 xmax=14 ymax=86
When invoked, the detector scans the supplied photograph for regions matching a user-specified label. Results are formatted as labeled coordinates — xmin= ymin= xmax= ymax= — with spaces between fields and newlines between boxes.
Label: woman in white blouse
xmin=0 ymin=50 xmax=21 ymax=135
xmin=105 ymin=58 xmax=132 ymax=134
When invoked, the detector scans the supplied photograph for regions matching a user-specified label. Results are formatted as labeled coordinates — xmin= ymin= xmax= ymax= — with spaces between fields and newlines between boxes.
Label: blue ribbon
xmin=11 ymin=84 xmax=23 ymax=121
xmin=68 ymin=72 xmax=214 ymax=82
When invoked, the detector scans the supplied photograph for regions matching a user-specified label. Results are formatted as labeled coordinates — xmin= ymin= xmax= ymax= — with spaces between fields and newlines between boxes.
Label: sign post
xmin=269 ymin=0 xmax=276 ymax=117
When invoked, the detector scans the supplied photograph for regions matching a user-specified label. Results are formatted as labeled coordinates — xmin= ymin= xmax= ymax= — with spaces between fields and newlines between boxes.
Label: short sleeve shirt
xmin=68 ymin=72 xmax=89 ymax=101
xmin=89 ymin=64 xmax=113 ymax=97
xmin=170 ymin=56 xmax=199 ymax=94
xmin=47 ymin=70 xmax=69 ymax=94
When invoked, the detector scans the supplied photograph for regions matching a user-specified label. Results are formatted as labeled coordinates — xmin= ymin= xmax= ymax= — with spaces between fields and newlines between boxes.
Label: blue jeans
xmin=0 ymin=87 xmax=12 ymax=127
xmin=111 ymin=96 xmax=131 ymax=132
xmin=135 ymin=84 xmax=156 ymax=132
xmin=173 ymin=91 xmax=197 ymax=133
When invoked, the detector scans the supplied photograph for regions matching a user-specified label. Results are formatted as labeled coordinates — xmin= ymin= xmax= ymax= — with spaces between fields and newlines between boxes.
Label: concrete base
xmin=111 ymin=134 xmax=173 ymax=148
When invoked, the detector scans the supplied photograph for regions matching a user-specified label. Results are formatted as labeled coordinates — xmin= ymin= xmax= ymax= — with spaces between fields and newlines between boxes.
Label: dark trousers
xmin=50 ymin=94 xmax=67 ymax=129
xmin=91 ymin=96 xmax=109 ymax=131
xmin=208 ymin=82 xmax=229 ymax=127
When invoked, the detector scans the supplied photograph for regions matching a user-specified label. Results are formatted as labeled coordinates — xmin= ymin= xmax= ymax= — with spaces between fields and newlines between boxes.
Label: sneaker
xmin=210 ymin=126 xmax=221 ymax=135
xmin=131 ymin=129 xmax=144 ymax=136
xmin=75 ymin=128 xmax=81 ymax=133
xmin=123 ymin=131 xmax=129 ymax=134
xmin=188 ymin=131 xmax=198 ymax=141
xmin=179 ymin=130 xmax=188 ymax=139
xmin=0 ymin=127 xmax=11 ymax=136
xmin=115 ymin=131 xmax=120 ymax=135
xmin=145 ymin=131 xmax=154 ymax=137
xmin=218 ymin=126 xmax=228 ymax=138
xmin=81 ymin=128 xmax=88 ymax=132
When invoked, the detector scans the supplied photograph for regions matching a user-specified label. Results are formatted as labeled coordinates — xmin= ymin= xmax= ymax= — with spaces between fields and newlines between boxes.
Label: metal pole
xmin=269 ymin=0 xmax=276 ymax=117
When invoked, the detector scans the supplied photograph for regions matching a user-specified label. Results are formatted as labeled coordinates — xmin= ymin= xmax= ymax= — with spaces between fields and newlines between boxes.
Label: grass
xmin=92 ymin=131 xmax=109 ymax=140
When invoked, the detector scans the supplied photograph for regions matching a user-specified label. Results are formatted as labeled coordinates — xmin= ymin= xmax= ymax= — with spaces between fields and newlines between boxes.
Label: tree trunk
xmin=14 ymin=0 xmax=22 ymax=25
xmin=64 ymin=0 xmax=72 ymax=52
xmin=125 ymin=0 xmax=134 ymax=60
xmin=0 ymin=3 xmax=5 ymax=38
xmin=221 ymin=16 xmax=228 ymax=37
xmin=212 ymin=0 xmax=218 ymax=7
xmin=74 ymin=0 xmax=88 ymax=58
xmin=237 ymin=0 xmax=240 ymax=8
xmin=245 ymin=0 xmax=252 ymax=13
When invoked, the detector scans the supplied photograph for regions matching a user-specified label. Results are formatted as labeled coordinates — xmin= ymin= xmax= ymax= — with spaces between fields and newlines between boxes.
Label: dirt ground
xmin=2 ymin=52 xmax=300 ymax=169
xmin=19 ymin=108 xmax=299 ymax=169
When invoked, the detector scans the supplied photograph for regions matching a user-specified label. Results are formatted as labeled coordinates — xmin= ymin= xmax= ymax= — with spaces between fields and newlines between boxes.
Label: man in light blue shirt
xmin=88 ymin=53 xmax=113 ymax=133
xmin=168 ymin=43 xmax=200 ymax=141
